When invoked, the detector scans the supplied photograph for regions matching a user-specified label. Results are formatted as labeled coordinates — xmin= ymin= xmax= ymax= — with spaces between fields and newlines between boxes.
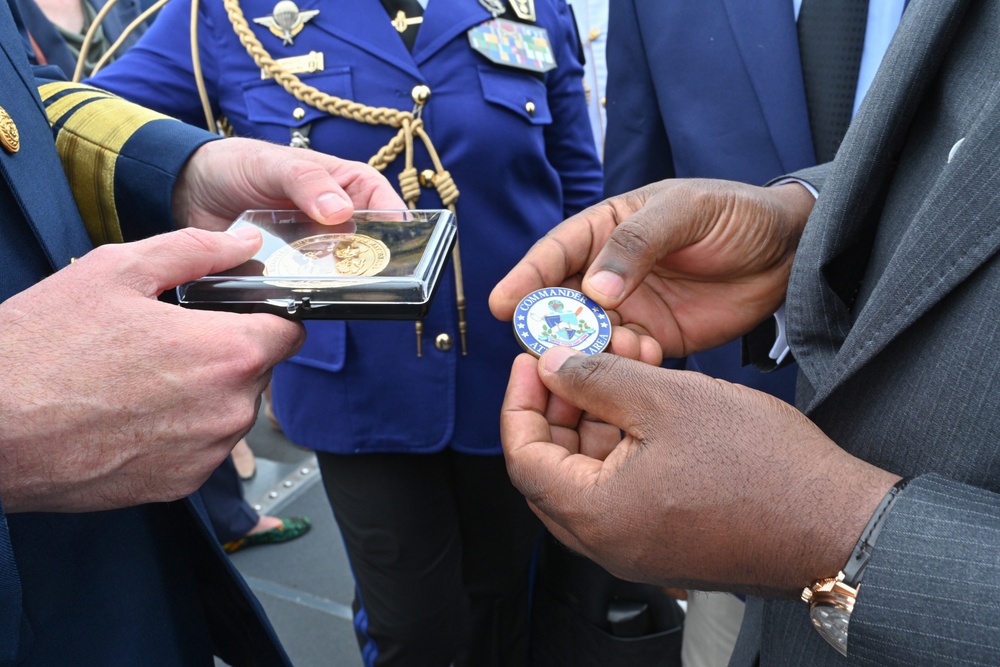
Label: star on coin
xmin=254 ymin=0 xmax=319 ymax=46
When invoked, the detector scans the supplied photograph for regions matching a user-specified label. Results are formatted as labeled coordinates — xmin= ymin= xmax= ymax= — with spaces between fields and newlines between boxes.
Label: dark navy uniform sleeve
xmin=37 ymin=79 xmax=218 ymax=243
xmin=1 ymin=0 xmax=215 ymax=657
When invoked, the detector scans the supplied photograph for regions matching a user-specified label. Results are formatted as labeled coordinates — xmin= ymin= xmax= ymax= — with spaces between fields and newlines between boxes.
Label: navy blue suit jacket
xmin=602 ymin=0 xmax=813 ymax=403
xmin=0 ymin=1 xmax=288 ymax=663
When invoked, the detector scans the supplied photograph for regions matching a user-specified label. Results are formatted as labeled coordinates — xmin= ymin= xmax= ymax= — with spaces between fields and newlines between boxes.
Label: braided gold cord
xmin=224 ymin=0 xmax=466 ymax=353
xmin=217 ymin=116 xmax=237 ymax=137
xmin=87 ymin=0 xmax=170 ymax=78
xmin=224 ymin=0 xmax=414 ymax=133
xmin=74 ymin=0 xmax=123 ymax=81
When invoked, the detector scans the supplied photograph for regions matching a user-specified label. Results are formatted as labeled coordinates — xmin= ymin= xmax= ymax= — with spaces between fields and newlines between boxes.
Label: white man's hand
xmin=0 ymin=227 xmax=305 ymax=513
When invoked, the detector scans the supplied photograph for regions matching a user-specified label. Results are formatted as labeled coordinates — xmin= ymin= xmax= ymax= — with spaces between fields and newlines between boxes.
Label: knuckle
xmin=283 ymin=159 xmax=327 ymax=184
xmin=167 ymin=227 xmax=223 ymax=260
xmin=86 ymin=243 xmax=152 ymax=292
xmin=227 ymin=338 xmax=268 ymax=379
xmin=606 ymin=221 xmax=655 ymax=262
xmin=569 ymin=353 xmax=630 ymax=396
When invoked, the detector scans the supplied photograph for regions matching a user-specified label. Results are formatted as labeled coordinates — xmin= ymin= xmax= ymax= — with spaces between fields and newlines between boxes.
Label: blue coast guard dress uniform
xmin=90 ymin=0 xmax=602 ymax=663
xmin=0 ymin=1 xmax=291 ymax=664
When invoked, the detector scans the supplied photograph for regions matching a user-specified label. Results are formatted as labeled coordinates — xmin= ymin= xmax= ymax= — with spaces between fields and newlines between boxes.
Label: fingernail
xmin=317 ymin=193 xmax=348 ymax=219
xmin=541 ymin=346 xmax=579 ymax=373
xmin=226 ymin=226 xmax=260 ymax=241
xmin=588 ymin=270 xmax=625 ymax=299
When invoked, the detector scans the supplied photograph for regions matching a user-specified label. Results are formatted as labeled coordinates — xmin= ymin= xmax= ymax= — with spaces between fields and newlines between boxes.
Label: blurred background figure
xmin=203 ymin=454 xmax=312 ymax=555
xmin=15 ymin=0 xmax=151 ymax=77
xmin=88 ymin=0 xmax=602 ymax=665
xmin=568 ymin=0 xmax=607 ymax=157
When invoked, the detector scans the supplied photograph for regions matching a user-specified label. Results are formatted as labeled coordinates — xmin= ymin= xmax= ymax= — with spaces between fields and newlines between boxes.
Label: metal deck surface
xmin=217 ymin=409 xmax=364 ymax=667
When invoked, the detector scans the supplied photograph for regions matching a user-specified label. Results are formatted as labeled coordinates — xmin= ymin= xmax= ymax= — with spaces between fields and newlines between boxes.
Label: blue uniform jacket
xmin=0 ymin=1 xmax=289 ymax=662
xmin=91 ymin=0 xmax=603 ymax=456
xmin=603 ymin=0 xmax=812 ymax=403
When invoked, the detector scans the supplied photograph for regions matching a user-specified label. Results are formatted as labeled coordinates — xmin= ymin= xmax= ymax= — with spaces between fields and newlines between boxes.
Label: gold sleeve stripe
xmin=38 ymin=82 xmax=113 ymax=104
xmin=38 ymin=82 xmax=173 ymax=245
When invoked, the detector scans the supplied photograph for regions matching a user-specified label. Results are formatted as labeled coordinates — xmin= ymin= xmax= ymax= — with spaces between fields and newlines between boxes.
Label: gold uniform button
xmin=412 ymin=85 xmax=431 ymax=105
xmin=588 ymin=28 xmax=601 ymax=42
xmin=419 ymin=169 xmax=437 ymax=187
xmin=293 ymin=107 xmax=306 ymax=120
xmin=601 ymin=96 xmax=607 ymax=108
xmin=434 ymin=333 xmax=454 ymax=352
xmin=0 ymin=105 xmax=20 ymax=154
xmin=525 ymin=101 xmax=536 ymax=116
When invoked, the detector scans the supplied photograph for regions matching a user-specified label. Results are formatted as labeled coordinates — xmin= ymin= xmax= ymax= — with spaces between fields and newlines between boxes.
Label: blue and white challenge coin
xmin=514 ymin=287 xmax=611 ymax=357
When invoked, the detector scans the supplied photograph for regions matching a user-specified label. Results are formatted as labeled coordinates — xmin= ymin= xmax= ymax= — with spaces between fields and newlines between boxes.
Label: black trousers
xmin=317 ymin=449 xmax=542 ymax=667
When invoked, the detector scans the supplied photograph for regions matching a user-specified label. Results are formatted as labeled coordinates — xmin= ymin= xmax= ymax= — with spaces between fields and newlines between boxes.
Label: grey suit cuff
xmin=849 ymin=473 xmax=1000 ymax=664
xmin=766 ymin=162 xmax=832 ymax=192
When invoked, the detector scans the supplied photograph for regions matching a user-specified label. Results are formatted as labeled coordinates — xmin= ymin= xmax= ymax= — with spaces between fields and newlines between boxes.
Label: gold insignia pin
xmin=510 ymin=0 xmax=536 ymax=22
xmin=260 ymin=51 xmax=325 ymax=79
xmin=0 ymin=105 xmax=20 ymax=154
xmin=253 ymin=0 xmax=320 ymax=46
xmin=478 ymin=0 xmax=505 ymax=16
xmin=391 ymin=9 xmax=423 ymax=33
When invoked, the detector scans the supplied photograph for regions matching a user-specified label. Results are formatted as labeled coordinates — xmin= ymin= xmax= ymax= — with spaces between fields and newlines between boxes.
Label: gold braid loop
xmin=411 ymin=125 xmax=466 ymax=354
xmin=398 ymin=167 xmax=421 ymax=206
xmin=224 ymin=0 xmax=467 ymax=354
xmin=434 ymin=171 xmax=459 ymax=208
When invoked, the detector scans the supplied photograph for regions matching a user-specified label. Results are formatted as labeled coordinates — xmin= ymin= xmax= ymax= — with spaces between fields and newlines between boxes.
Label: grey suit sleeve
xmin=851 ymin=473 xmax=1000 ymax=665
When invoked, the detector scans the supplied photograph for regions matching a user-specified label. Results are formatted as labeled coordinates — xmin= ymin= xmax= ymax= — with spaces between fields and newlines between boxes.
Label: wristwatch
xmin=802 ymin=477 xmax=911 ymax=656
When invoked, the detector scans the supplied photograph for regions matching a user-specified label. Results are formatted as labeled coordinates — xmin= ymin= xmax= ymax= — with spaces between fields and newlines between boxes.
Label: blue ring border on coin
xmin=513 ymin=287 xmax=612 ymax=358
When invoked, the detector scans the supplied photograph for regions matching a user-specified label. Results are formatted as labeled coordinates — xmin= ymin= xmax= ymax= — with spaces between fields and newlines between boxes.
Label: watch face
xmin=810 ymin=604 xmax=850 ymax=656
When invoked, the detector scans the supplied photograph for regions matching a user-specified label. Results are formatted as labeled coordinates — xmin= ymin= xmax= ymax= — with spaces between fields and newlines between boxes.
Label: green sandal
xmin=224 ymin=516 xmax=312 ymax=554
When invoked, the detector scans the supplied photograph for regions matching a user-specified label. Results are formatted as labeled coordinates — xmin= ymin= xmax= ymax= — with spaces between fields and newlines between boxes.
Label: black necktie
xmin=797 ymin=0 xmax=870 ymax=163
xmin=382 ymin=0 xmax=424 ymax=51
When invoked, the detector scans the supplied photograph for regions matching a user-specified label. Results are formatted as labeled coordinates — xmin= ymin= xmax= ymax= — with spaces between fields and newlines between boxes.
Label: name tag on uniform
xmin=467 ymin=18 xmax=556 ymax=73
xmin=261 ymin=51 xmax=325 ymax=79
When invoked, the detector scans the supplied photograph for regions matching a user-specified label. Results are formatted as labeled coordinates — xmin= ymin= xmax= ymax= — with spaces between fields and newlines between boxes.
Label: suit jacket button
xmin=435 ymin=333 xmax=453 ymax=351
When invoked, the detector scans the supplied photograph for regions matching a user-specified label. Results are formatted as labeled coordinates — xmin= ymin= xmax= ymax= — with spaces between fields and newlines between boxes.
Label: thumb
xmin=537 ymin=346 xmax=663 ymax=436
xmin=580 ymin=181 xmax=703 ymax=307
xmin=95 ymin=227 xmax=265 ymax=296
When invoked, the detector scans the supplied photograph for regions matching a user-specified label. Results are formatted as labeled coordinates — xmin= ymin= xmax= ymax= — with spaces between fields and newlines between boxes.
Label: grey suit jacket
xmin=732 ymin=0 xmax=1000 ymax=664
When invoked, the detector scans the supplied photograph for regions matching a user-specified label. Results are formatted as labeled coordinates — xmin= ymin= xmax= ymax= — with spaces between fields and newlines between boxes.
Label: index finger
xmin=489 ymin=200 xmax=619 ymax=321
xmin=501 ymin=354 xmax=603 ymax=504
xmin=324 ymin=159 xmax=407 ymax=213
xmin=86 ymin=227 xmax=264 ymax=296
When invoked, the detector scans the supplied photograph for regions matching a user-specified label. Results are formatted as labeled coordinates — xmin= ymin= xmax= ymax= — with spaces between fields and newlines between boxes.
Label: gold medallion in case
xmin=264 ymin=233 xmax=390 ymax=278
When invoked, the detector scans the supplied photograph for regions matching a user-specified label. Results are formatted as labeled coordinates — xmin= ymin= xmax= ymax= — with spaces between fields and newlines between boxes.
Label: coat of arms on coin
xmin=513 ymin=287 xmax=610 ymax=357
